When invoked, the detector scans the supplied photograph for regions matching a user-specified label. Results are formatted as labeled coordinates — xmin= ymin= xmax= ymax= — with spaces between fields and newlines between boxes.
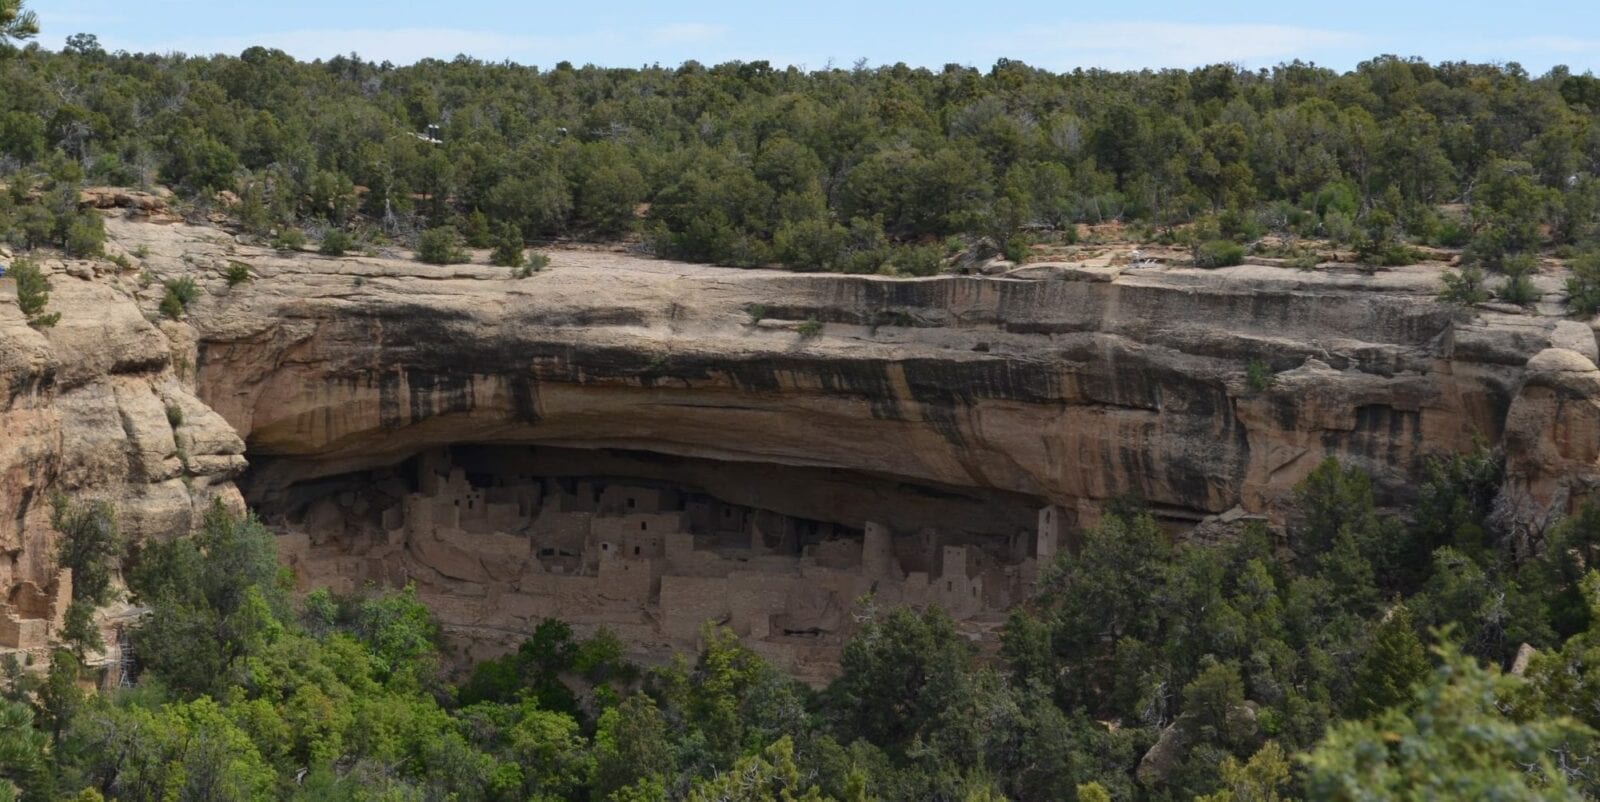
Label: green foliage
xmin=1246 ymin=359 xmax=1274 ymax=392
xmin=462 ymin=209 xmax=492 ymax=248
xmin=1348 ymin=605 xmax=1429 ymax=717
xmin=489 ymin=221 xmax=524 ymax=268
xmin=796 ymin=317 xmax=823 ymax=337
xmin=1440 ymin=265 xmax=1490 ymax=306
xmin=159 ymin=276 xmax=199 ymax=319
xmin=686 ymin=736 xmax=828 ymax=801
xmin=50 ymin=495 xmax=121 ymax=606
xmin=126 ymin=500 xmax=286 ymax=697
xmin=270 ymin=227 xmax=305 ymax=251
xmin=9 ymin=257 xmax=58 ymax=327
xmin=223 ymin=260 xmax=251 ymax=286
xmin=417 ymin=225 xmax=467 ymax=265
xmin=1567 ymin=252 xmax=1600 ymax=315
xmin=1305 ymin=638 xmax=1591 ymax=800
xmin=831 ymin=606 xmax=973 ymax=751
xmin=62 ymin=212 xmax=103 ymax=257
xmin=889 ymin=243 xmax=943 ymax=276
xmin=1194 ymin=239 xmax=1245 ymax=268
xmin=592 ymin=694 xmax=673 ymax=799
xmin=0 ymin=0 xmax=39 ymax=45
xmin=1002 ymin=235 xmax=1030 ymax=264
xmin=319 ymin=228 xmax=353 ymax=256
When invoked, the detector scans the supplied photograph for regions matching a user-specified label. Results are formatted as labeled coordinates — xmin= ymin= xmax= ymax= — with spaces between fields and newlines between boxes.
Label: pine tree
xmin=463 ymin=209 xmax=492 ymax=248
xmin=0 ymin=0 xmax=39 ymax=46
xmin=10 ymin=258 xmax=58 ymax=327
xmin=490 ymin=221 xmax=526 ymax=268
xmin=1350 ymin=604 xmax=1429 ymax=717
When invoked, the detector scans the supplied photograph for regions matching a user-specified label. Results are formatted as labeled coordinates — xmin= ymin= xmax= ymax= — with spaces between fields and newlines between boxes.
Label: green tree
xmin=829 ymin=606 xmax=974 ymax=751
xmin=0 ymin=0 xmax=37 ymax=46
xmin=9 ymin=258 xmax=59 ymax=327
xmin=0 ymin=699 xmax=48 ymax=801
xmin=318 ymin=228 xmax=353 ymax=256
xmin=489 ymin=221 xmax=525 ymax=268
xmin=1348 ymin=604 xmax=1429 ymax=717
xmin=591 ymin=694 xmax=673 ymax=798
xmin=51 ymin=495 xmax=122 ymax=606
xmin=1304 ymin=639 xmax=1591 ymax=800
xmin=685 ymin=737 xmax=830 ymax=802
xmin=1441 ymin=265 xmax=1490 ymax=305
xmin=417 ymin=226 xmax=467 ymax=265
xmin=127 ymin=501 xmax=286 ymax=696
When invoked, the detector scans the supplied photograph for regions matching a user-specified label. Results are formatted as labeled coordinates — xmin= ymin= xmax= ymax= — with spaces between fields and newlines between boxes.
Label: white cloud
xmin=111 ymin=22 xmax=730 ymax=65
xmin=1507 ymin=35 xmax=1600 ymax=55
xmin=988 ymin=21 xmax=1364 ymax=71
xmin=648 ymin=23 xmax=727 ymax=46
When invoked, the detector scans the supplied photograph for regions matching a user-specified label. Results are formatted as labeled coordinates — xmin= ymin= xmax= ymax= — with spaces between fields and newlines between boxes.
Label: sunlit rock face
xmin=5 ymin=214 xmax=1593 ymax=672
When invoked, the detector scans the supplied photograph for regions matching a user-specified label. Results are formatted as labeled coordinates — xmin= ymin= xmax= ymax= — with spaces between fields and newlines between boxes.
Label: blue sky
xmin=28 ymin=0 xmax=1600 ymax=74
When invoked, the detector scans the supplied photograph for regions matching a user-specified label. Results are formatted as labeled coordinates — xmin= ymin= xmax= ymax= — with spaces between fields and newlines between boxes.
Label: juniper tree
xmin=490 ymin=221 xmax=525 ymax=268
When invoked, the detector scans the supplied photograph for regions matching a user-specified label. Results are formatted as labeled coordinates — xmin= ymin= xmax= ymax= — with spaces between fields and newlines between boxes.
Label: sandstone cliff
xmin=4 ymin=213 xmax=1598 ymax=662
xmin=92 ymin=218 xmax=1588 ymax=531
xmin=0 ymin=244 xmax=245 ymax=655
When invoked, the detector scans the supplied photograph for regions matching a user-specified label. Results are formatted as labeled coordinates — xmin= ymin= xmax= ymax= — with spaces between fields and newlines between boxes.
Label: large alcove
xmin=242 ymin=444 xmax=1063 ymax=682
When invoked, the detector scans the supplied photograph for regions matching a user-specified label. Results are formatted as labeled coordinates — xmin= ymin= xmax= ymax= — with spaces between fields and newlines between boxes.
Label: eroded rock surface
xmin=5 ymin=213 xmax=1598 ymax=672
xmin=1 ymin=247 xmax=244 ymax=657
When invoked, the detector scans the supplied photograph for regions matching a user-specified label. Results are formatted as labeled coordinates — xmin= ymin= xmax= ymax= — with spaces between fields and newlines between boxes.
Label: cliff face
xmin=90 ymin=219 xmax=1584 ymax=529
xmin=5 ymin=215 xmax=1597 ymax=663
xmin=0 ymin=248 xmax=245 ymax=654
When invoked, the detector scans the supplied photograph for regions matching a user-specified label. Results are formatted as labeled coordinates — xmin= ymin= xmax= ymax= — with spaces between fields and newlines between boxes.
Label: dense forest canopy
xmin=8 ymin=453 xmax=1600 ymax=800
xmin=1 ymin=25 xmax=1599 ymax=276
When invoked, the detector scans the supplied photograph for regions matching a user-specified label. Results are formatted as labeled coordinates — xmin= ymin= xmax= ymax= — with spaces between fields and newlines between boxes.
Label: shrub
xmin=1497 ymin=253 xmax=1538 ymax=306
xmin=11 ymin=258 xmax=59 ymax=327
xmin=159 ymin=290 xmax=185 ymax=320
xmin=1194 ymin=239 xmax=1245 ymax=268
xmin=271 ymin=228 xmax=305 ymax=251
xmin=164 ymin=276 xmax=200 ymax=306
xmin=64 ymin=212 xmax=105 ymax=257
xmin=319 ymin=229 xmax=353 ymax=256
xmin=1499 ymin=274 xmax=1537 ymax=305
xmin=1002 ymin=235 xmax=1031 ymax=264
xmin=1246 ymin=359 xmax=1274 ymax=392
xmin=161 ymin=276 xmax=200 ymax=319
xmin=417 ymin=226 xmax=467 ymax=265
xmin=1322 ymin=210 xmax=1355 ymax=244
xmin=890 ymin=244 xmax=943 ymax=277
xmin=490 ymin=222 xmax=525 ymax=268
xmin=462 ymin=209 xmax=492 ymax=248
xmin=745 ymin=304 xmax=768 ymax=324
xmin=166 ymin=403 xmax=183 ymax=428
xmin=1434 ymin=219 xmax=1471 ymax=248
xmin=1440 ymin=266 xmax=1490 ymax=306
xmin=1566 ymin=252 xmax=1600 ymax=315
xmin=1371 ymin=243 xmax=1421 ymax=267
xmin=772 ymin=218 xmax=847 ymax=271
xmin=796 ymin=318 xmax=823 ymax=337
xmin=223 ymin=261 xmax=251 ymax=286
xmin=526 ymin=252 xmax=551 ymax=271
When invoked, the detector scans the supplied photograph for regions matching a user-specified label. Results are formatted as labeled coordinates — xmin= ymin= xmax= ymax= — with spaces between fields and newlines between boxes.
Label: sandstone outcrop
xmin=0 ymin=250 xmax=244 ymax=657
xmin=5 ymin=210 xmax=1598 ymax=670
xmin=95 ymin=218 xmax=1575 ymax=530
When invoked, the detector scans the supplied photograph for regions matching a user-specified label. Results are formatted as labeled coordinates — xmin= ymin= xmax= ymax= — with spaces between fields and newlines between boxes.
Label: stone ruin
xmin=272 ymin=446 xmax=1064 ymax=683
xmin=0 ymin=564 xmax=73 ymax=656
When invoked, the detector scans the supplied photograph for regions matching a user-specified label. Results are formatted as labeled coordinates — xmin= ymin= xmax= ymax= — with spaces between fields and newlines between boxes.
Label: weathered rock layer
xmin=5 ymin=214 xmax=1598 ymax=664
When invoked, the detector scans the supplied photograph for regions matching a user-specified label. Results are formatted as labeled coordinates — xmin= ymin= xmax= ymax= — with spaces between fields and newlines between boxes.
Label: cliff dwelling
xmin=250 ymin=444 xmax=1061 ymax=681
